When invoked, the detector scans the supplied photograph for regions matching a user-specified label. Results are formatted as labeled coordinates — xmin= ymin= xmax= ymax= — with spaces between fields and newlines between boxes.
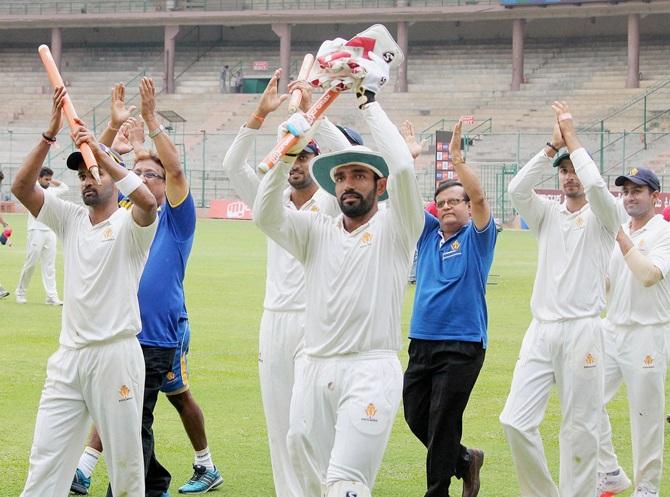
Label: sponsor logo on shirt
xmin=584 ymin=353 xmax=596 ymax=368
xmin=360 ymin=231 xmax=373 ymax=247
xmin=119 ymin=384 xmax=133 ymax=402
xmin=643 ymin=355 xmax=655 ymax=368
xmin=361 ymin=403 xmax=378 ymax=423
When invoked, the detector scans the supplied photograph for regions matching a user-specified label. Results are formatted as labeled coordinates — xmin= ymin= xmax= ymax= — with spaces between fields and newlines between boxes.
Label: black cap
xmin=552 ymin=152 xmax=571 ymax=168
xmin=66 ymin=144 xmax=125 ymax=171
xmin=615 ymin=167 xmax=660 ymax=191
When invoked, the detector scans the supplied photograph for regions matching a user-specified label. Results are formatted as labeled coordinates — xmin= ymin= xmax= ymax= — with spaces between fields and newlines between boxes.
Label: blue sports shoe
xmin=70 ymin=468 xmax=91 ymax=495
xmin=178 ymin=464 xmax=224 ymax=494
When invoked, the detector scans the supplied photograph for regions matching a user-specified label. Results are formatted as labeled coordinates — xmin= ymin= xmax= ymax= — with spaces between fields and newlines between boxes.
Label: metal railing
xmin=0 ymin=0 xmax=498 ymax=15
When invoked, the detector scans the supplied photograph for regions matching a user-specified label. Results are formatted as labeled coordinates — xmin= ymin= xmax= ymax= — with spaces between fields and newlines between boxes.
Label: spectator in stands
xmin=220 ymin=65 xmax=229 ymax=93
xmin=234 ymin=71 xmax=243 ymax=93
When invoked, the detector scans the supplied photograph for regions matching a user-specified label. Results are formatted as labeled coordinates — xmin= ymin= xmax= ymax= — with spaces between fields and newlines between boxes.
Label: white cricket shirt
xmin=508 ymin=148 xmax=625 ymax=321
xmin=253 ymin=102 xmax=424 ymax=356
xmin=27 ymin=181 xmax=69 ymax=231
xmin=606 ymin=215 xmax=670 ymax=326
xmin=37 ymin=192 xmax=157 ymax=348
xmin=222 ymin=120 xmax=345 ymax=311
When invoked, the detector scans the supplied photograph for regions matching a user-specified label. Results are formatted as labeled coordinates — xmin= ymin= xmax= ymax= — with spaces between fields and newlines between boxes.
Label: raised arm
xmin=12 ymin=87 xmax=66 ymax=217
xmin=399 ymin=120 xmax=428 ymax=161
xmin=252 ymin=159 xmax=312 ymax=262
xmin=615 ymin=227 xmax=670 ymax=287
xmin=507 ymin=122 xmax=564 ymax=232
xmin=362 ymin=101 xmax=424 ymax=247
xmin=140 ymin=77 xmax=188 ymax=206
xmin=99 ymin=83 xmax=137 ymax=147
xmin=449 ymin=120 xmax=490 ymax=230
xmin=72 ymin=126 xmax=157 ymax=226
xmin=223 ymin=69 xmax=288 ymax=207
xmin=553 ymin=101 xmax=622 ymax=233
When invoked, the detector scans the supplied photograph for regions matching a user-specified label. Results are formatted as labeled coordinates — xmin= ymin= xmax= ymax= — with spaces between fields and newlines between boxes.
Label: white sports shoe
xmin=45 ymin=297 xmax=63 ymax=306
xmin=16 ymin=294 xmax=27 ymax=304
xmin=632 ymin=484 xmax=659 ymax=497
xmin=597 ymin=468 xmax=631 ymax=496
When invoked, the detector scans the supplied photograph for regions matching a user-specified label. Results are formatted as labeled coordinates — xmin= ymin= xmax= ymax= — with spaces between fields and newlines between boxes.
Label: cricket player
xmin=404 ymin=120 xmax=497 ymax=497
xmin=0 ymin=170 xmax=10 ymax=299
xmin=15 ymin=166 xmax=68 ymax=305
xmin=70 ymin=78 xmax=221 ymax=497
xmin=222 ymin=69 xmax=347 ymax=497
xmin=596 ymin=168 xmax=670 ymax=497
xmin=253 ymin=58 xmax=424 ymax=497
xmin=499 ymin=101 xmax=623 ymax=497
xmin=13 ymin=86 xmax=157 ymax=497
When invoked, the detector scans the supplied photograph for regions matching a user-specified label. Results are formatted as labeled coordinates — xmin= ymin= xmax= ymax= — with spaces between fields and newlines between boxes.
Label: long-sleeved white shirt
xmin=606 ymin=215 xmax=670 ymax=326
xmin=222 ymin=118 xmax=345 ymax=311
xmin=508 ymin=148 xmax=625 ymax=321
xmin=253 ymin=102 xmax=424 ymax=357
xmin=28 ymin=181 xmax=69 ymax=231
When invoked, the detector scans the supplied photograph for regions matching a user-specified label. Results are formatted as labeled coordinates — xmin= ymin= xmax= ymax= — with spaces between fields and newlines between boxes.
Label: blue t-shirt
xmin=409 ymin=211 xmax=497 ymax=348
xmin=137 ymin=192 xmax=196 ymax=348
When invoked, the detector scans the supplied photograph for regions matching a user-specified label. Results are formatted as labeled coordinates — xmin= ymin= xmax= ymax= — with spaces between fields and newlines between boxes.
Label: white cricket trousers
xmin=598 ymin=322 xmax=668 ymax=492
xmin=16 ymin=230 xmax=58 ymax=299
xmin=259 ymin=309 xmax=305 ymax=497
xmin=287 ymin=351 xmax=403 ymax=497
xmin=21 ymin=337 xmax=145 ymax=497
xmin=499 ymin=316 xmax=604 ymax=497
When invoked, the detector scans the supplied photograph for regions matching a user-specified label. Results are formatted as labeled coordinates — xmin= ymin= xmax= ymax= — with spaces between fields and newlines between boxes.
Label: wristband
xmin=115 ymin=172 xmax=143 ymax=197
xmin=558 ymin=112 xmax=573 ymax=122
xmin=251 ymin=113 xmax=265 ymax=123
xmin=546 ymin=142 xmax=559 ymax=153
xmin=107 ymin=121 xmax=119 ymax=132
xmin=41 ymin=137 xmax=55 ymax=146
xmin=148 ymin=125 xmax=164 ymax=139
xmin=42 ymin=132 xmax=56 ymax=143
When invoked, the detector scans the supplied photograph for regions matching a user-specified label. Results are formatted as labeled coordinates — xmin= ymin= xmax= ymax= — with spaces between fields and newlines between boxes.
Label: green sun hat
xmin=309 ymin=145 xmax=390 ymax=201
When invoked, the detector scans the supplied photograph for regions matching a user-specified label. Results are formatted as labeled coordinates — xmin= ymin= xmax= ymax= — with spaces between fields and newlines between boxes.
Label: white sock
xmin=194 ymin=447 xmax=215 ymax=470
xmin=78 ymin=447 xmax=101 ymax=478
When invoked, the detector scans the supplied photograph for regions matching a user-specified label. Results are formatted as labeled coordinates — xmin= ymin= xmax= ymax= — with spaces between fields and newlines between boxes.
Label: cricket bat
xmin=38 ymin=44 xmax=101 ymax=184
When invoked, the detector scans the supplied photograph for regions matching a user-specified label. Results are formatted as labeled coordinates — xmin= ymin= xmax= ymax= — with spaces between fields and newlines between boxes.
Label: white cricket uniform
xmin=20 ymin=192 xmax=157 ymax=497
xmin=499 ymin=148 xmax=622 ymax=497
xmin=222 ymin=118 xmax=345 ymax=497
xmin=598 ymin=214 xmax=670 ymax=492
xmin=16 ymin=181 xmax=69 ymax=300
xmin=253 ymin=102 xmax=424 ymax=496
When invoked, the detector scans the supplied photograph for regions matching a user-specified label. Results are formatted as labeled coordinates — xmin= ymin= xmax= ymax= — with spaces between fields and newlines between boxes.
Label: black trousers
xmin=108 ymin=345 xmax=176 ymax=497
xmin=403 ymin=339 xmax=485 ymax=497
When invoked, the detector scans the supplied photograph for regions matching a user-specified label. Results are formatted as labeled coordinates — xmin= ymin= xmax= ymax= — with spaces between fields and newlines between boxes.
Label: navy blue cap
xmin=615 ymin=167 xmax=660 ymax=191
xmin=303 ymin=140 xmax=320 ymax=156
xmin=336 ymin=125 xmax=364 ymax=146
xmin=66 ymin=143 xmax=125 ymax=171
xmin=552 ymin=152 xmax=571 ymax=168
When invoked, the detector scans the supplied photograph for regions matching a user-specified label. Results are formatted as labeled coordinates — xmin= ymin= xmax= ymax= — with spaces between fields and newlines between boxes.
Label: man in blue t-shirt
xmin=70 ymin=78 xmax=222 ymax=497
xmin=403 ymin=121 xmax=497 ymax=497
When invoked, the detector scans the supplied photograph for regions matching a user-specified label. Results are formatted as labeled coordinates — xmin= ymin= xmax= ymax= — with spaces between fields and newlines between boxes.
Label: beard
xmin=82 ymin=189 xmax=101 ymax=206
xmin=288 ymin=170 xmax=314 ymax=190
xmin=338 ymin=187 xmax=376 ymax=218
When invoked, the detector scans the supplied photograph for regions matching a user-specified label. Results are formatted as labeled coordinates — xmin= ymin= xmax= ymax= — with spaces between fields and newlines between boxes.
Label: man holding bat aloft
xmin=14 ymin=87 xmax=158 ymax=497
xmin=253 ymin=26 xmax=422 ymax=497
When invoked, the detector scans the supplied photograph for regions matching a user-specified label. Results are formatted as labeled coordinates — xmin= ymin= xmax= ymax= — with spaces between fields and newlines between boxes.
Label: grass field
xmin=0 ymin=212 xmax=667 ymax=497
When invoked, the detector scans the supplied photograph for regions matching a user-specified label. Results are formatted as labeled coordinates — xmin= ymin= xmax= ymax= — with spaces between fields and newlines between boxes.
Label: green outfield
xmin=0 ymin=213 xmax=665 ymax=496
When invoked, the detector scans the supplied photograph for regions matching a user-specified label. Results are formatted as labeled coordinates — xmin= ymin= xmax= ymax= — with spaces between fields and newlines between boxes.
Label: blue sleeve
xmin=165 ymin=192 xmax=196 ymax=242
xmin=417 ymin=211 xmax=439 ymax=250
xmin=471 ymin=215 xmax=498 ymax=256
